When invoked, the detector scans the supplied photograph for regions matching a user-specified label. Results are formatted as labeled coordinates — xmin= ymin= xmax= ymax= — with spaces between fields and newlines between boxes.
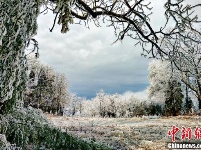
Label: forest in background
xmin=26 ymin=56 xmax=198 ymax=118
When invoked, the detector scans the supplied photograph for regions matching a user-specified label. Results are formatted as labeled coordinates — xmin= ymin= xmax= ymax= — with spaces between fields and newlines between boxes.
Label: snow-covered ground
xmin=47 ymin=115 xmax=201 ymax=150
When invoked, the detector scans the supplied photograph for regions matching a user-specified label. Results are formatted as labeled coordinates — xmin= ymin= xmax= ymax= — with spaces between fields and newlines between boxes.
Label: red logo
xmin=194 ymin=127 xmax=201 ymax=139
xmin=168 ymin=126 xmax=201 ymax=141
xmin=168 ymin=126 xmax=179 ymax=142
xmin=181 ymin=126 xmax=192 ymax=140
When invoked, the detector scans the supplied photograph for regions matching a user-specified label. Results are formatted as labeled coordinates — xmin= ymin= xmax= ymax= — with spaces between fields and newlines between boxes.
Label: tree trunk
xmin=0 ymin=46 xmax=26 ymax=114
xmin=0 ymin=0 xmax=40 ymax=114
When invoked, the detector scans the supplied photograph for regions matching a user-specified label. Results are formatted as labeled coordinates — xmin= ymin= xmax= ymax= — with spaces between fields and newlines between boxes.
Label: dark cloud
xmin=35 ymin=13 xmax=150 ymax=98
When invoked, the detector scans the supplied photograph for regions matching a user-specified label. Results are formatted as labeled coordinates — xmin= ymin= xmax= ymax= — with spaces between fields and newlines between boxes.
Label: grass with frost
xmin=48 ymin=115 xmax=201 ymax=150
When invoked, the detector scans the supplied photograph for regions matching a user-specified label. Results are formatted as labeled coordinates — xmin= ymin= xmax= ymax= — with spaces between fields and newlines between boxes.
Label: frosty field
xmin=47 ymin=115 xmax=201 ymax=150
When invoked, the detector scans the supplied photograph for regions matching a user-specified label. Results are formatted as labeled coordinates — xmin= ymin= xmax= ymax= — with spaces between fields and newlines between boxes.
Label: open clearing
xmin=47 ymin=115 xmax=201 ymax=150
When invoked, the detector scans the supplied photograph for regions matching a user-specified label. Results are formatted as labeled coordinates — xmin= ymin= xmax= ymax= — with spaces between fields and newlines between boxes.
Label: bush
xmin=0 ymin=107 xmax=111 ymax=150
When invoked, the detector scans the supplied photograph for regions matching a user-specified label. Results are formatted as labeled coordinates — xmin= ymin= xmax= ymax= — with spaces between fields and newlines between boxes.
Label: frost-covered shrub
xmin=0 ymin=107 xmax=50 ymax=149
xmin=0 ymin=107 xmax=111 ymax=150
xmin=0 ymin=134 xmax=21 ymax=150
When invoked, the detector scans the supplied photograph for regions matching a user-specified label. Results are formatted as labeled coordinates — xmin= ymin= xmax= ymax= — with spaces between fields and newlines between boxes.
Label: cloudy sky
xmin=33 ymin=0 xmax=199 ymax=99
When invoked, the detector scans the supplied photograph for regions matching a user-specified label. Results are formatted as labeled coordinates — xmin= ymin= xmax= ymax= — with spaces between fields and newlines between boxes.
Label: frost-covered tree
xmin=25 ymin=59 xmax=55 ymax=110
xmin=181 ymin=74 xmax=194 ymax=114
xmin=106 ymin=94 xmax=119 ymax=118
xmin=36 ymin=66 xmax=55 ymax=109
xmin=80 ymin=91 xmax=151 ymax=118
xmin=25 ymin=57 xmax=69 ymax=114
xmin=52 ymin=73 xmax=69 ymax=114
xmin=161 ymin=30 xmax=201 ymax=109
xmin=126 ymin=95 xmax=147 ymax=117
xmin=96 ymin=89 xmax=106 ymax=117
xmin=48 ymin=0 xmax=201 ymax=57
xmin=95 ymin=91 xmax=120 ymax=118
xmin=148 ymin=60 xmax=173 ymax=102
xmin=115 ymin=96 xmax=128 ymax=117
xmin=148 ymin=59 xmax=183 ymax=116
xmin=0 ymin=0 xmax=41 ymax=114
xmin=64 ymin=93 xmax=85 ymax=116
xmin=81 ymin=100 xmax=94 ymax=117
xmin=164 ymin=80 xmax=184 ymax=116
